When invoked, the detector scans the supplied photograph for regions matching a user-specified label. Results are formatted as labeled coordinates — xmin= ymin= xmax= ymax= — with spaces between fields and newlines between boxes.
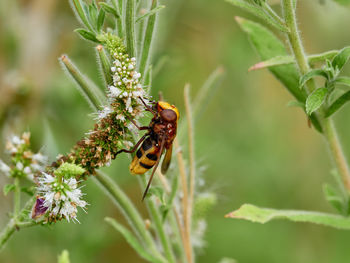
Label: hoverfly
xmin=116 ymin=98 xmax=179 ymax=200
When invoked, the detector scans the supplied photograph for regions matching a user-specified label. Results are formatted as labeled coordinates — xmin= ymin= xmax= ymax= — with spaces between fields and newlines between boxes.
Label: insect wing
xmin=161 ymin=144 xmax=173 ymax=174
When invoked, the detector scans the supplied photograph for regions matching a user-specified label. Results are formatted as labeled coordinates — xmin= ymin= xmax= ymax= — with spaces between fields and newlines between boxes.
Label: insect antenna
xmin=142 ymin=137 xmax=166 ymax=201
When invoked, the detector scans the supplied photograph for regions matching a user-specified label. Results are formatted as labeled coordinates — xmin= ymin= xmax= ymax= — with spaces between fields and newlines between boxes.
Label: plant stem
xmin=322 ymin=118 xmax=350 ymax=191
xmin=13 ymin=177 xmax=20 ymax=218
xmin=140 ymin=175 xmax=176 ymax=263
xmin=0 ymin=196 xmax=37 ymax=251
xmin=125 ymin=0 xmax=136 ymax=57
xmin=174 ymin=138 xmax=192 ymax=263
xmin=184 ymin=84 xmax=195 ymax=263
xmin=139 ymin=0 xmax=158 ymax=79
xmin=282 ymin=0 xmax=350 ymax=191
xmin=93 ymin=172 xmax=163 ymax=259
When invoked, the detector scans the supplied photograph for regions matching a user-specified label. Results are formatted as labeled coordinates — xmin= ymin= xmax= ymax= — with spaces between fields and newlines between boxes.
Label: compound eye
xmin=160 ymin=109 xmax=177 ymax=122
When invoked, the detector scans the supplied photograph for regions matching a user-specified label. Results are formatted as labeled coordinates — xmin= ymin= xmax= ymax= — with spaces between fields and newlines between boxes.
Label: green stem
xmin=125 ymin=0 xmax=136 ymax=57
xmin=139 ymin=177 xmax=176 ymax=263
xmin=0 ymin=196 xmax=37 ymax=251
xmin=322 ymin=118 xmax=350 ymax=192
xmin=14 ymin=177 xmax=20 ymax=218
xmin=139 ymin=0 xmax=158 ymax=79
xmin=262 ymin=3 xmax=286 ymax=29
xmin=93 ymin=172 xmax=163 ymax=259
xmin=282 ymin=0 xmax=350 ymax=192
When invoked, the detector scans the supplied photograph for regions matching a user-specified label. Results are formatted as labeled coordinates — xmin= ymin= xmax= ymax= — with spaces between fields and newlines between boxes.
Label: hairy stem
xmin=94 ymin=172 xmax=163 ymax=259
xmin=175 ymin=138 xmax=192 ymax=262
xmin=282 ymin=0 xmax=350 ymax=191
xmin=125 ymin=0 xmax=136 ymax=57
xmin=0 ymin=196 xmax=37 ymax=251
xmin=13 ymin=177 xmax=20 ymax=218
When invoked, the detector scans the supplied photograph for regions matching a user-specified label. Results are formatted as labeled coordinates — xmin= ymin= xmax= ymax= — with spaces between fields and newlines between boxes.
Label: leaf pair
xmin=301 ymin=47 xmax=350 ymax=116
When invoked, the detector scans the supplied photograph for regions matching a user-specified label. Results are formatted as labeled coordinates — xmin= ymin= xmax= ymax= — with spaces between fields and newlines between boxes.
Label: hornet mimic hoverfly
xmin=116 ymin=98 xmax=179 ymax=200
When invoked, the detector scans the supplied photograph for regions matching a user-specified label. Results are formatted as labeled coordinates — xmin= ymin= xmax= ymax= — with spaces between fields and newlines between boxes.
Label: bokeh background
xmin=1 ymin=0 xmax=350 ymax=262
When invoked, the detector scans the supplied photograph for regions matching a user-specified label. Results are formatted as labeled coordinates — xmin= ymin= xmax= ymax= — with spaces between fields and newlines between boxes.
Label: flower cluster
xmin=32 ymin=163 xmax=87 ymax=223
xmin=0 ymin=133 xmax=48 ymax=181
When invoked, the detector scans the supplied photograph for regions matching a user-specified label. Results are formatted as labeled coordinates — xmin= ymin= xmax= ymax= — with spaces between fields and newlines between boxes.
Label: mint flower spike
xmin=35 ymin=163 xmax=87 ymax=223
xmin=0 ymin=132 xmax=48 ymax=181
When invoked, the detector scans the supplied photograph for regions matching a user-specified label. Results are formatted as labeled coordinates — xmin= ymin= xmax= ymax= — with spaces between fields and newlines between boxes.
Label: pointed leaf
xmin=323 ymin=184 xmax=344 ymax=213
xmin=332 ymin=46 xmax=350 ymax=72
xmin=226 ymin=0 xmax=288 ymax=32
xmin=136 ymin=5 xmax=165 ymax=23
xmin=249 ymin=55 xmax=294 ymax=71
xmin=70 ymin=0 xmax=93 ymax=31
xmin=225 ymin=204 xmax=350 ymax=230
xmin=235 ymin=17 xmax=323 ymax=132
xmin=97 ymin=9 xmax=105 ymax=32
xmin=287 ymin=100 xmax=305 ymax=109
xmin=88 ymin=3 xmax=98 ymax=29
xmin=96 ymin=45 xmax=112 ymax=85
xmin=334 ymin=76 xmax=350 ymax=87
xmin=74 ymin=28 xmax=99 ymax=43
xmin=105 ymin=217 xmax=163 ymax=263
xmin=306 ymin=87 xmax=328 ymax=115
xmin=60 ymin=55 xmax=106 ymax=111
xmin=249 ymin=51 xmax=340 ymax=71
xmin=99 ymin=2 xmax=120 ymax=18
xmin=3 ymin=184 xmax=15 ymax=196
xmin=325 ymin=90 xmax=350 ymax=117
xmin=299 ymin=69 xmax=329 ymax=89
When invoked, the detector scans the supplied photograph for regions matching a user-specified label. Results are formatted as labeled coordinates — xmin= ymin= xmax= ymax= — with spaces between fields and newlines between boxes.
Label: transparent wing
xmin=161 ymin=144 xmax=173 ymax=174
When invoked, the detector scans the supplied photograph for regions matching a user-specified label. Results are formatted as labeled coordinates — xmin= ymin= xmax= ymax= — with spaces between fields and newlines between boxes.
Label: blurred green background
xmin=1 ymin=0 xmax=350 ymax=262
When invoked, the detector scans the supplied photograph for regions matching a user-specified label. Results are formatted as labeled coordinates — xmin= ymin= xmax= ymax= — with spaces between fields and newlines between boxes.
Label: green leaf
xmin=54 ymin=163 xmax=85 ymax=179
xmin=70 ymin=0 xmax=93 ymax=31
xmin=226 ymin=0 xmax=288 ymax=32
xmin=58 ymin=250 xmax=70 ymax=263
xmin=333 ymin=76 xmax=350 ymax=88
xmin=96 ymin=9 xmax=105 ymax=32
xmin=235 ymin=17 xmax=304 ymax=102
xmin=299 ymin=69 xmax=329 ymax=89
xmin=3 ymin=184 xmax=15 ymax=196
xmin=21 ymin=186 xmax=35 ymax=196
xmin=136 ymin=5 xmax=165 ymax=23
xmin=305 ymin=87 xmax=328 ymax=115
xmin=323 ymin=184 xmax=344 ymax=213
xmin=96 ymin=45 xmax=113 ymax=85
xmin=248 ymin=55 xmax=294 ymax=71
xmin=99 ymin=2 xmax=120 ymax=18
xmin=325 ymin=90 xmax=350 ymax=117
xmin=332 ymin=46 xmax=350 ymax=72
xmin=139 ymin=0 xmax=158 ymax=79
xmin=74 ymin=28 xmax=99 ymax=43
xmin=225 ymin=204 xmax=350 ymax=230
xmin=105 ymin=217 xmax=163 ymax=263
xmin=248 ymin=51 xmax=339 ymax=71
xmin=88 ymin=3 xmax=98 ymax=29
xmin=286 ymin=100 xmax=305 ymax=109
xmin=60 ymin=55 xmax=106 ymax=111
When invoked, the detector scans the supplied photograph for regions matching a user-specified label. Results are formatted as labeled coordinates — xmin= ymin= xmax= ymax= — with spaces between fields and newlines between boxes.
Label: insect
xmin=116 ymin=98 xmax=179 ymax=200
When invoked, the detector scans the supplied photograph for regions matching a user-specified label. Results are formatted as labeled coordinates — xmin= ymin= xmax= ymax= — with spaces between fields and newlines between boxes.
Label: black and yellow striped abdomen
xmin=130 ymin=137 xmax=160 ymax=175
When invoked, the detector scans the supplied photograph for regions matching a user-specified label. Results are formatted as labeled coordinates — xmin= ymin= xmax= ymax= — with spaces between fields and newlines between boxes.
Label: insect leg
xmin=126 ymin=116 xmax=150 ymax=131
xmin=142 ymin=137 xmax=166 ymax=201
xmin=115 ymin=134 xmax=148 ymax=156
xmin=138 ymin=97 xmax=157 ymax=116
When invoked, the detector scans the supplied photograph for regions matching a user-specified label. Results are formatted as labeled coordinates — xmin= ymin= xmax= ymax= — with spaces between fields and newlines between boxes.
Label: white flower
xmin=109 ymin=86 xmax=121 ymax=97
xmin=16 ymin=162 xmax=24 ymax=170
xmin=11 ymin=135 xmax=25 ymax=146
xmin=37 ymin=172 xmax=87 ymax=223
xmin=0 ymin=160 xmax=11 ymax=177
xmin=97 ymin=106 xmax=113 ymax=120
xmin=111 ymin=66 xmax=116 ymax=72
